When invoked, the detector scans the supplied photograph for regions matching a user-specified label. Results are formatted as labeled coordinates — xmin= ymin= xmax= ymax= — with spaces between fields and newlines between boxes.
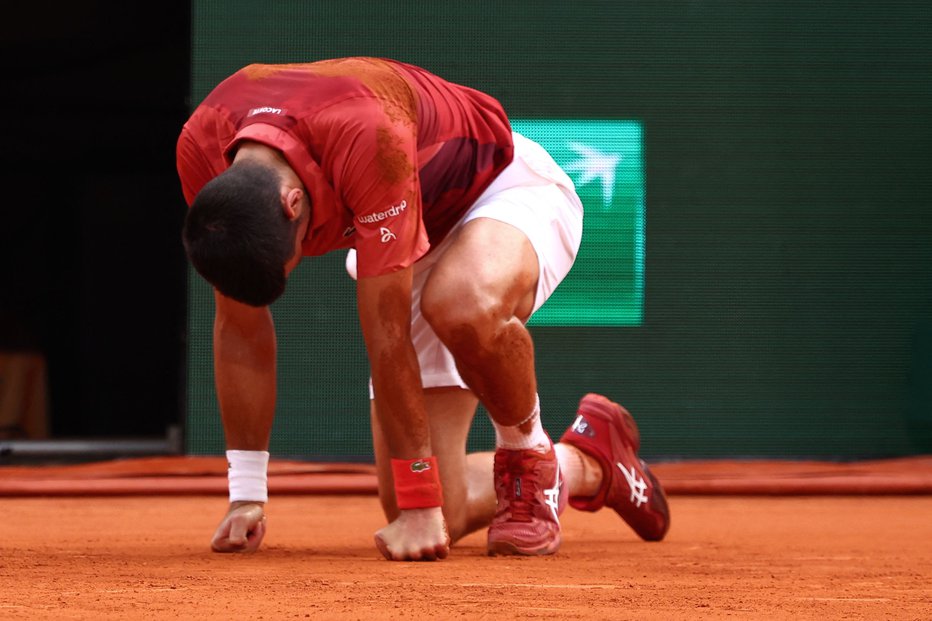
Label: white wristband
xmin=226 ymin=450 xmax=270 ymax=503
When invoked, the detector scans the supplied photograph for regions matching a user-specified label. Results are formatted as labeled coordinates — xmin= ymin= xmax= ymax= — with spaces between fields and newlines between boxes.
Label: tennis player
xmin=177 ymin=57 xmax=668 ymax=560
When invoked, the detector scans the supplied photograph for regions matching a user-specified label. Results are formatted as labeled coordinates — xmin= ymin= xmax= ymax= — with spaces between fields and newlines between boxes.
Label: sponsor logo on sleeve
xmin=356 ymin=199 xmax=407 ymax=225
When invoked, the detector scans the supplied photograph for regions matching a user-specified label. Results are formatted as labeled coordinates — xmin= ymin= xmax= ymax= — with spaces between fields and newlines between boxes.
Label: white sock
xmin=554 ymin=443 xmax=602 ymax=497
xmin=493 ymin=394 xmax=551 ymax=454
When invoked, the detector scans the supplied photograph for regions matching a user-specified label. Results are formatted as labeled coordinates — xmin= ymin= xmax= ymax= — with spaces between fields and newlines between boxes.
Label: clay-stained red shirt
xmin=177 ymin=57 xmax=513 ymax=277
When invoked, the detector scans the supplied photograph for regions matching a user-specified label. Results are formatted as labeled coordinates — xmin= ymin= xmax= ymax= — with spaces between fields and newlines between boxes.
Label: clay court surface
xmin=2 ymin=460 xmax=932 ymax=620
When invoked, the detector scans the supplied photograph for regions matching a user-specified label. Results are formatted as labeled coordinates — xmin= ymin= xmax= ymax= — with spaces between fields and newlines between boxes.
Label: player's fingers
xmin=374 ymin=534 xmax=426 ymax=561
xmin=211 ymin=504 xmax=265 ymax=553
xmin=416 ymin=540 xmax=449 ymax=562
xmin=212 ymin=529 xmax=260 ymax=553
xmin=374 ymin=533 xmax=393 ymax=560
xmin=212 ymin=532 xmax=247 ymax=552
xmin=226 ymin=516 xmax=250 ymax=549
xmin=210 ymin=536 xmax=226 ymax=553
xmin=210 ymin=518 xmax=236 ymax=553
xmin=212 ymin=536 xmax=243 ymax=552
xmin=243 ymin=516 xmax=267 ymax=553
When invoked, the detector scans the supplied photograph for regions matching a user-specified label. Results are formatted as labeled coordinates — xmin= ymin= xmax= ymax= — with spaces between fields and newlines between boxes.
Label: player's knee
xmin=421 ymin=281 xmax=502 ymax=346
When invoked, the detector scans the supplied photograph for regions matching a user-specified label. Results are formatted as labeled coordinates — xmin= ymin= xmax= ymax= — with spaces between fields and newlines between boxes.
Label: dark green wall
xmin=186 ymin=1 xmax=932 ymax=460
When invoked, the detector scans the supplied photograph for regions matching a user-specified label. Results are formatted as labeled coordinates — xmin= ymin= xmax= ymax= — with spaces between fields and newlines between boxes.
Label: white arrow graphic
xmin=564 ymin=142 xmax=622 ymax=207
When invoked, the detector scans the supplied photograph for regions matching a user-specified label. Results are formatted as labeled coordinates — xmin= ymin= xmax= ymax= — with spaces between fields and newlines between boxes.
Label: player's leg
xmin=419 ymin=137 xmax=584 ymax=556
xmin=465 ymin=394 xmax=671 ymax=544
xmin=372 ymin=389 xmax=610 ymax=540
xmin=421 ymin=216 xmax=540 ymax=426
xmin=459 ymin=441 xmax=605 ymax=531
xmin=422 ymin=215 xmax=571 ymax=556
xmin=356 ymin=244 xmax=500 ymax=552
xmin=372 ymin=382 xmax=672 ymax=544
xmin=371 ymin=386 xmax=496 ymax=543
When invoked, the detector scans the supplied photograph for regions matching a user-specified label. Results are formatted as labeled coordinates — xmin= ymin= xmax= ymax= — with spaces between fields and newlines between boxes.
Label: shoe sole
xmin=637 ymin=464 xmax=670 ymax=541
xmin=487 ymin=535 xmax=562 ymax=557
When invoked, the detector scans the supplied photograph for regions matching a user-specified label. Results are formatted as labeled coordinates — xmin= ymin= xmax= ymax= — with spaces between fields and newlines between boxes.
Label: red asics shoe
xmin=559 ymin=393 xmax=670 ymax=541
xmin=487 ymin=446 xmax=568 ymax=556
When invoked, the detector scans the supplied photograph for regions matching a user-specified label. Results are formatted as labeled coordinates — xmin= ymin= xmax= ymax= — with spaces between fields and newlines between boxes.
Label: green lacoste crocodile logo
xmin=410 ymin=460 xmax=431 ymax=473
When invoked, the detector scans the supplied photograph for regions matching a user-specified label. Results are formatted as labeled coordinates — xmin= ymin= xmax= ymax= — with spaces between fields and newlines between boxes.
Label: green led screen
xmin=186 ymin=1 xmax=932 ymax=460
xmin=512 ymin=120 xmax=644 ymax=326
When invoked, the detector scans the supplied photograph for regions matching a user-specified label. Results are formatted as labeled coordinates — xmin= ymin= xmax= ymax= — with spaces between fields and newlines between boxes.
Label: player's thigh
xmin=422 ymin=217 xmax=539 ymax=324
xmin=371 ymin=387 xmax=479 ymax=537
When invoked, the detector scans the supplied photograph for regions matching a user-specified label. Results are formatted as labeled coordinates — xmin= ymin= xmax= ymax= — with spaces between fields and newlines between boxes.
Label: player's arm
xmin=357 ymin=266 xmax=450 ymax=561
xmin=356 ymin=266 xmax=429 ymax=459
xmin=317 ymin=91 xmax=446 ymax=558
xmin=321 ymin=98 xmax=430 ymax=458
xmin=209 ymin=289 xmax=277 ymax=553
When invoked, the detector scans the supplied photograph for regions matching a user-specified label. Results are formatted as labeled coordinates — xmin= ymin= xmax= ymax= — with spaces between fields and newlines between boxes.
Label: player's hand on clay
xmin=211 ymin=501 xmax=267 ymax=553
xmin=374 ymin=506 xmax=450 ymax=561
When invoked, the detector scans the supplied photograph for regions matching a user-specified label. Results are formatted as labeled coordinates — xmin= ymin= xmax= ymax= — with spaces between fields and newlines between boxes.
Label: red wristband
xmin=391 ymin=456 xmax=443 ymax=509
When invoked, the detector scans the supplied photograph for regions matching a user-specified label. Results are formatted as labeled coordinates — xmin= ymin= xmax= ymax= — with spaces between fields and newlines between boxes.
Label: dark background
xmin=1 ymin=3 xmax=190 ymax=438
xmin=2 ymin=2 xmax=930 ymax=461
xmin=186 ymin=1 xmax=932 ymax=460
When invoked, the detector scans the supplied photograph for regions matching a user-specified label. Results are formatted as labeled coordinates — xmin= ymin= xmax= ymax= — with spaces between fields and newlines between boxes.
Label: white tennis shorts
xmin=350 ymin=132 xmax=584 ymax=393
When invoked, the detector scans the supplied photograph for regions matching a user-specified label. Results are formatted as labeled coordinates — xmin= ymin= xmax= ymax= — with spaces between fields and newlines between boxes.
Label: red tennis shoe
xmin=487 ymin=445 xmax=568 ymax=556
xmin=559 ymin=393 xmax=670 ymax=541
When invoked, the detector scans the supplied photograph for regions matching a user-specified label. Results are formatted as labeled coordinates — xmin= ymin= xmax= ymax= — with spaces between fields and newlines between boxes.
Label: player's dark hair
xmin=182 ymin=161 xmax=295 ymax=307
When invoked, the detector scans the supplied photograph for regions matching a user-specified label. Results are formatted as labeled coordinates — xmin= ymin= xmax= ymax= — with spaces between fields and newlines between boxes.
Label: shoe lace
xmin=496 ymin=452 xmax=541 ymax=523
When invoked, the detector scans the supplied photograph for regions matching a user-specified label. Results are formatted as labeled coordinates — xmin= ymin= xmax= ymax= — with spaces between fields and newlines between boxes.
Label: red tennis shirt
xmin=176 ymin=57 xmax=514 ymax=278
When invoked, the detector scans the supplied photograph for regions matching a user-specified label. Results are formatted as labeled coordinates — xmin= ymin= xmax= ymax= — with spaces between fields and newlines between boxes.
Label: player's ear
xmin=281 ymin=186 xmax=304 ymax=221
